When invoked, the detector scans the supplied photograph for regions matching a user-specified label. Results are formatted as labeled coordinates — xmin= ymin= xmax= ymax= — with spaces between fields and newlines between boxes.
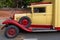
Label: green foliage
xmin=30 ymin=0 xmax=43 ymax=2
xmin=0 ymin=0 xmax=43 ymax=8
xmin=5 ymin=0 xmax=15 ymax=7
xmin=25 ymin=0 xmax=43 ymax=4
xmin=23 ymin=0 xmax=43 ymax=8
xmin=0 ymin=0 xmax=15 ymax=8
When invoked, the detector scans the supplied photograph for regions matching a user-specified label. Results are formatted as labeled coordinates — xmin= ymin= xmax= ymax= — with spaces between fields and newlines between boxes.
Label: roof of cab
xmin=27 ymin=2 xmax=52 ymax=8
xmin=31 ymin=2 xmax=52 ymax=5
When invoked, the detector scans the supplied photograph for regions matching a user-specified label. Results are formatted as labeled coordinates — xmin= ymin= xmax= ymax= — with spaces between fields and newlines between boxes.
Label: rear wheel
xmin=19 ymin=16 xmax=31 ymax=28
xmin=4 ymin=25 xmax=19 ymax=38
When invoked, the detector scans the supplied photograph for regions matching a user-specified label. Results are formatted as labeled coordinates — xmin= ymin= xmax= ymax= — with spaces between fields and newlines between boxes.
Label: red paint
xmin=31 ymin=2 xmax=52 ymax=5
xmin=2 ymin=19 xmax=53 ymax=32
xmin=2 ymin=19 xmax=32 ymax=32
xmin=7 ymin=28 xmax=16 ymax=35
xmin=31 ymin=25 xmax=53 ymax=28
xmin=22 ymin=19 xmax=29 ymax=25
xmin=55 ymin=27 xmax=60 ymax=31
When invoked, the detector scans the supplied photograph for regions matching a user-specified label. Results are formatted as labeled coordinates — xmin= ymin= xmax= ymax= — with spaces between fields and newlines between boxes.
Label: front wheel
xmin=4 ymin=25 xmax=19 ymax=38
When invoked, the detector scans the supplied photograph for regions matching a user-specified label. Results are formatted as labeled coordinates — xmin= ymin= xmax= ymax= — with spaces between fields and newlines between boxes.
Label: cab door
xmin=32 ymin=4 xmax=53 ymax=28
xmin=32 ymin=7 xmax=47 ymax=25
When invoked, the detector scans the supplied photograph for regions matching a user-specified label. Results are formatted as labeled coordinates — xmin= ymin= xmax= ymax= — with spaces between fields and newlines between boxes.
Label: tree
xmin=0 ymin=0 xmax=43 ymax=8
xmin=0 ymin=0 xmax=15 ymax=8
xmin=18 ymin=0 xmax=43 ymax=8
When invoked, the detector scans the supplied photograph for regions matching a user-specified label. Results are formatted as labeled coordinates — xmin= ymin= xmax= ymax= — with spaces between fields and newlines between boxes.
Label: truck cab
xmin=14 ymin=2 xmax=53 ymax=29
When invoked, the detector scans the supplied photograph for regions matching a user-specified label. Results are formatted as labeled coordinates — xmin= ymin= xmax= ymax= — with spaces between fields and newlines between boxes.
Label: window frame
xmin=33 ymin=7 xmax=46 ymax=14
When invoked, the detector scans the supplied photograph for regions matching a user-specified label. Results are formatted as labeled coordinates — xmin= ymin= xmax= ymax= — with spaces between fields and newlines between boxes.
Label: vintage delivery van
xmin=2 ymin=0 xmax=60 ymax=38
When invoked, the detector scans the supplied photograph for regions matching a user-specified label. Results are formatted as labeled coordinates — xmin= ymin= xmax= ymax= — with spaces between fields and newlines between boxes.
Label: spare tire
xmin=19 ymin=16 xmax=31 ymax=28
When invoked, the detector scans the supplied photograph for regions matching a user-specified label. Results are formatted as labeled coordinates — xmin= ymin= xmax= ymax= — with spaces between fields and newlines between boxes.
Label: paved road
xmin=24 ymin=32 xmax=60 ymax=40
xmin=0 ymin=18 xmax=60 ymax=40
xmin=0 ymin=29 xmax=60 ymax=40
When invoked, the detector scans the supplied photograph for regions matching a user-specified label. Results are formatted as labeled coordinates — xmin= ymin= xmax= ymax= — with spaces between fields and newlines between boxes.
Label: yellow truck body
xmin=14 ymin=0 xmax=60 ymax=30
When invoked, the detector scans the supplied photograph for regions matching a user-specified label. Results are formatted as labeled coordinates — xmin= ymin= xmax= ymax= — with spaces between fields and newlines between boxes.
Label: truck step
xmin=32 ymin=28 xmax=51 ymax=30
xmin=32 ymin=28 xmax=56 ymax=32
xmin=32 ymin=30 xmax=57 ymax=32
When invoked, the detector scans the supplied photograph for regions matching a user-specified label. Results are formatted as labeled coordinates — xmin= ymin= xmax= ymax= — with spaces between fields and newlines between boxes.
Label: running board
xmin=32 ymin=30 xmax=57 ymax=32
xmin=32 ymin=28 xmax=51 ymax=30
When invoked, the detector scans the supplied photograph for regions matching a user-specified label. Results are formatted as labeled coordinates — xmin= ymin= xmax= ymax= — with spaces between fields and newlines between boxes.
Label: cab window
xmin=34 ymin=7 xmax=46 ymax=13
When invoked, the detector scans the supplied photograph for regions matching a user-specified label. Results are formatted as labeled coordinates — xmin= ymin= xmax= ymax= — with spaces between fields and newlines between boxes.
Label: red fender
xmin=2 ymin=19 xmax=32 ymax=32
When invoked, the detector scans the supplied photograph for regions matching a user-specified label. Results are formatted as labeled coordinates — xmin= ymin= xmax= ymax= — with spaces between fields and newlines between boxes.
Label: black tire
xmin=4 ymin=25 xmax=19 ymax=38
xmin=19 ymin=16 xmax=31 ymax=28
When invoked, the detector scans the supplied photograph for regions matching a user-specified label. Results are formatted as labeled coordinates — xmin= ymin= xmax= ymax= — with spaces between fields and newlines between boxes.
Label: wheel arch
xmin=19 ymin=16 xmax=32 ymax=22
xmin=2 ymin=19 xmax=32 ymax=32
xmin=19 ymin=16 xmax=32 ymax=28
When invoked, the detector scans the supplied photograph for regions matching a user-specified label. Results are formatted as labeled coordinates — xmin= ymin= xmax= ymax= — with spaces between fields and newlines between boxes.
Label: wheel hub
xmin=7 ymin=28 xmax=16 ymax=36
xmin=22 ymin=19 xmax=29 ymax=25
